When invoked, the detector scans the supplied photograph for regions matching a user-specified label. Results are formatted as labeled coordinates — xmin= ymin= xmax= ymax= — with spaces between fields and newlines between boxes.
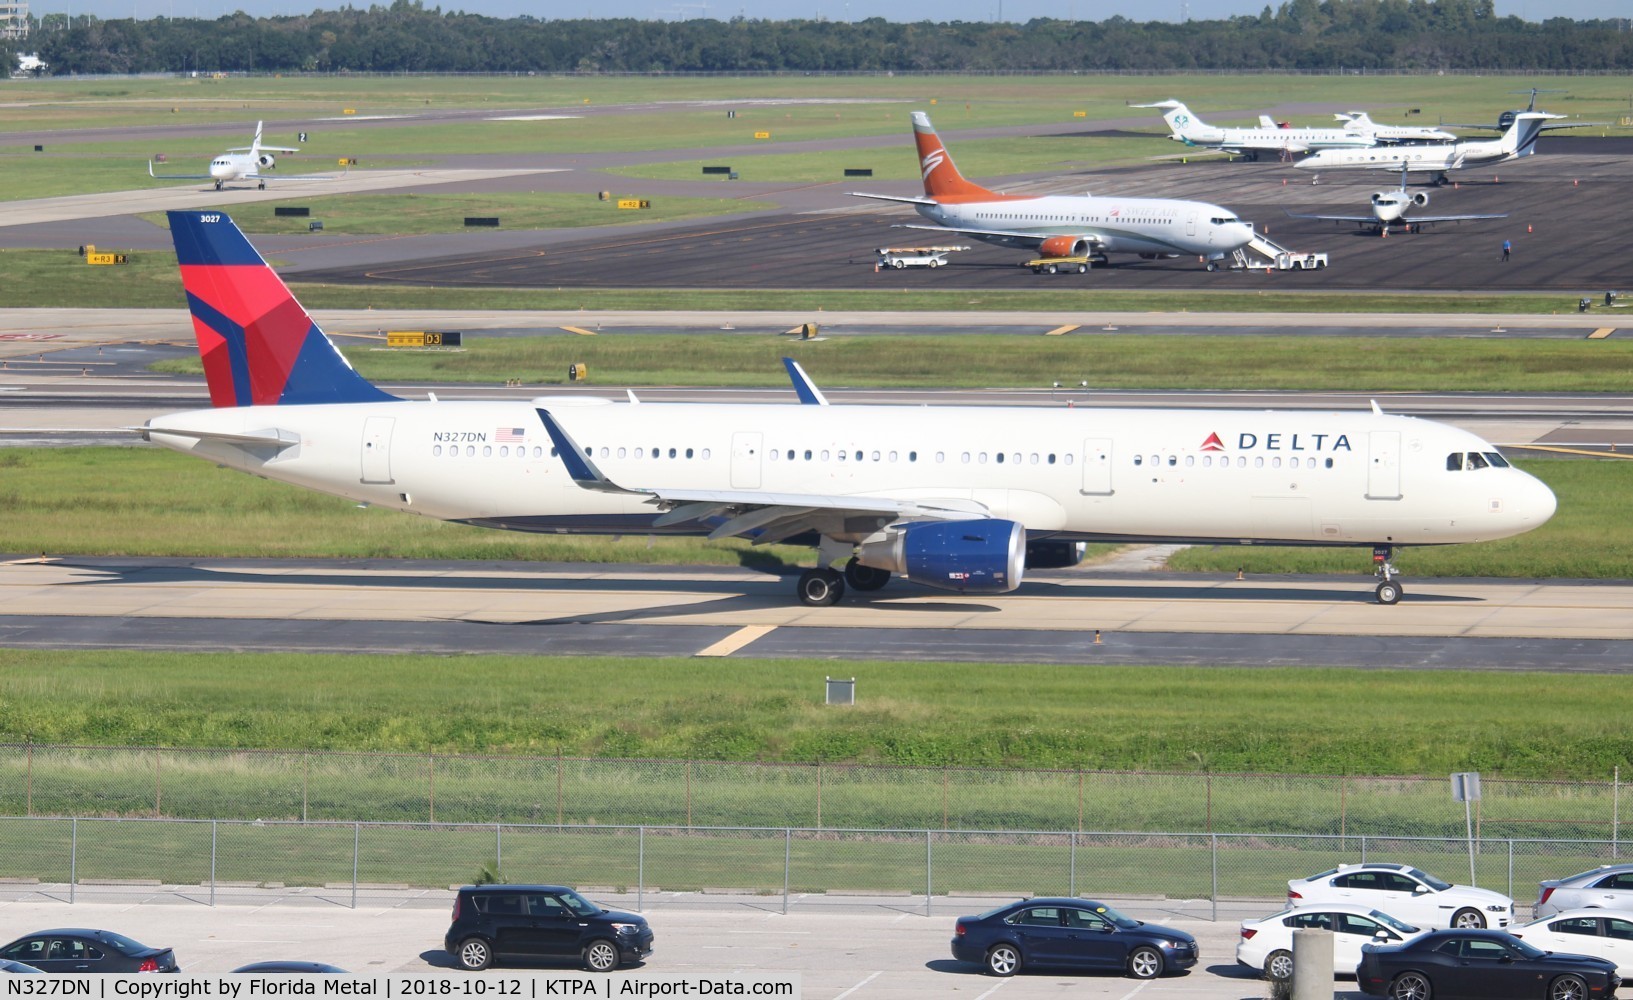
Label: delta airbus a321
xmin=850 ymin=112 xmax=1254 ymax=270
xmin=144 ymin=211 xmax=1556 ymax=607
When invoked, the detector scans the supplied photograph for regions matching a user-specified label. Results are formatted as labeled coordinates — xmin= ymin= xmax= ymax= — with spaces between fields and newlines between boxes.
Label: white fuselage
xmin=1296 ymin=134 xmax=1520 ymax=173
xmin=1177 ymin=124 xmax=1376 ymax=154
xmin=917 ymin=195 xmax=1253 ymax=258
xmin=210 ymin=153 xmax=262 ymax=183
xmin=145 ymin=399 xmax=1556 ymax=550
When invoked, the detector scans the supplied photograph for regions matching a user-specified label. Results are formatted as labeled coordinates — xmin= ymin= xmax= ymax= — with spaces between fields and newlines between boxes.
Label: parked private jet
xmin=1332 ymin=112 xmax=1456 ymax=144
xmin=1286 ymin=167 xmax=1508 ymax=235
xmin=850 ymin=112 xmax=1254 ymax=270
xmin=143 ymin=211 xmax=1557 ymax=607
xmin=1294 ymin=113 xmax=1556 ymax=184
xmin=148 ymin=121 xmax=325 ymax=191
xmin=1135 ymin=99 xmax=1377 ymax=159
xmin=1445 ymin=89 xmax=1605 ymax=134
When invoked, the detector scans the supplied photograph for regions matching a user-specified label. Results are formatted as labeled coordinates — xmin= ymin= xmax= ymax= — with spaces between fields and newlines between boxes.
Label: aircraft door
xmin=1080 ymin=438 xmax=1113 ymax=495
xmin=360 ymin=416 xmax=395 ymax=484
xmin=1366 ymin=431 xmax=1402 ymax=500
xmin=1186 ymin=213 xmax=1197 ymax=237
xmin=730 ymin=431 xmax=762 ymax=489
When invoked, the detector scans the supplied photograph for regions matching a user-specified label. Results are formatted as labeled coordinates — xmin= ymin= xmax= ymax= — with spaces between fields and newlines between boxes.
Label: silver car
xmin=1536 ymin=864 xmax=1633 ymax=918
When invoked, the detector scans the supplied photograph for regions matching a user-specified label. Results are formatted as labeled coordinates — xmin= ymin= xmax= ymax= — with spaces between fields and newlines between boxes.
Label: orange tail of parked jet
xmin=910 ymin=111 xmax=994 ymax=202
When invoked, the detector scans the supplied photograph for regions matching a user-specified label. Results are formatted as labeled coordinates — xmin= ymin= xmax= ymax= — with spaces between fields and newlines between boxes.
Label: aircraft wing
xmin=849 ymin=192 xmax=938 ymax=206
xmin=227 ymin=145 xmax=301 ymax=153
xmin=535 ymin=408 xmax=987 ymax=542
xmin=1283 ymin=210 xmax=1381 ymax=224
xmin=148 ymin=161 xmax=214 ymax=180
xmin=1442 ymin=120 xmax=1602 ymax=132
xmin=893 ymin=222 xmax=1076 ymax=246
xmin=1398 ymin=212 xmax=1510 ymax=224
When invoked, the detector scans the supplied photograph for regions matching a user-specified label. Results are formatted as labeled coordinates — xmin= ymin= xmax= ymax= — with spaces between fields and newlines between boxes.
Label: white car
xmin=1237 ymin=903 xmax=1425 ymax=980
xmin=1286 ymin=863 xmax=1513 ymax=929
xmin=1536 ymin=864 xmax=1633 ymax=918
xmin=1512 ymin=908 xmax=1633 ymax=977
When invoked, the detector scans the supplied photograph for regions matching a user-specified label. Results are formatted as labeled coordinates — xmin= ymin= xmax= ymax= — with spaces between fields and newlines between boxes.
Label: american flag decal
xmin=496 ymin=427 xmax=525 ymax=443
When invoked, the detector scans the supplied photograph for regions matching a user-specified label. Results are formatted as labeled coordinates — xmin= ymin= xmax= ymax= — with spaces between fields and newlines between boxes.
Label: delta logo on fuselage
xmin=1204 ymin=431 xmax=1354 ymax=452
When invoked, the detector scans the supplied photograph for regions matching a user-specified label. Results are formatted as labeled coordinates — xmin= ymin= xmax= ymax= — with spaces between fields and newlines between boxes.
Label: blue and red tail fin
xmin=167 ymin=210 xmax=397 ymax=407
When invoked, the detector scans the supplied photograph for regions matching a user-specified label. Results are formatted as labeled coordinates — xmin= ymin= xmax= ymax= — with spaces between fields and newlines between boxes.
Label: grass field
xmin=3 ymin=651 xmax=1633 ymax=779
xmin=149 ymin=333 xmax=1633 ymax=393
xmin=135 ymin=192 xmax=770 ymax=236
xmin=0 ymin=450 xmax=1621 ymax=576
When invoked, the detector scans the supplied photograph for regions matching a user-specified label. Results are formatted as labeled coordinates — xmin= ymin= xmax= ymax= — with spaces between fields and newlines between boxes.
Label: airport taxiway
xmin=3 ymin=557 xmax=1631 ymax=669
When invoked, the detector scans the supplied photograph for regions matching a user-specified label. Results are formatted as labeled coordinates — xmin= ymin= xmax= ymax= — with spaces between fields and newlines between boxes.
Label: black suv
xmin=444 ymin=885 xmax=654 ymax=972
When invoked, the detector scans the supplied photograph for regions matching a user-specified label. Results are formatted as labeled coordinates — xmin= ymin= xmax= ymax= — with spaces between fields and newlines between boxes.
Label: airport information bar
xmin=3 ymin=977 xmax=800 ymax=999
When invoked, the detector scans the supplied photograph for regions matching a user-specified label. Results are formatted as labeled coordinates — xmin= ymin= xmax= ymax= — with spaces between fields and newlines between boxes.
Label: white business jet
xmin=850 ymin=111 xmax=1254 ymax=270
xmin=143 ymin=210 xmax=1557 ymax=608
xmin=148 ymin=121 xmax=324 ymax=191
xmin=1332 ymin=112 xmax=1457 ymax=143
xmin=1286 ymin=166 xmax=1508 ymax=236
xmin=1135 ymin=99 xmax=1377 ymax=160
xmin=1294 ymin=113 xmax=1557 ymax=185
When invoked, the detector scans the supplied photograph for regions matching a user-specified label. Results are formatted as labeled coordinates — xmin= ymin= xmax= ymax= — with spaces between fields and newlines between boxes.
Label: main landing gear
xmin=1373 ymin=544 xmax=1404 ymax=605
xmin=796 ymin=557 xmax=892 ymax=606
xmin=213 ymin=179 xmax=224 ymax=191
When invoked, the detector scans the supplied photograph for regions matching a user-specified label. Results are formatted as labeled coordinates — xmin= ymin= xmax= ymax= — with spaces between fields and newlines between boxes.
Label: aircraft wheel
xmin=797 ymin=569 xmax=845 ymax=607
xmin=1205 ymin=262 xmax=1219 ymax=272
xmin=1376 ymin=580 xmax=1403 ymax=605
xmin=844 ymin=558 xmax=890 ymax=592
xmin=214 ymin=180 xmax=223 ymax=191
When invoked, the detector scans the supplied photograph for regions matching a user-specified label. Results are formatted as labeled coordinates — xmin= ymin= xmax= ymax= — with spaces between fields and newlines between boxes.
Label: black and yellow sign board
xmin=616 ymin=199 xmax=652 ymax=210
xmin=86 ymin=253 xmax=129 ymax=266
xmin=387 ymin=331 xmax=463 ymax=348
xmin=753 ymin=131 xmax=771 ymax=139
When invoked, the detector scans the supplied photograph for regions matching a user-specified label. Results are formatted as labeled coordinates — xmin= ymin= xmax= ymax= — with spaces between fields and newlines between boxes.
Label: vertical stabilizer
xmin=1502 ymin=112 xmax=1551 ymax=158
xmin=909 ymin=111 xmax=994 ymax=201
xmin=167 ymin=210 xmax=397 ymax=407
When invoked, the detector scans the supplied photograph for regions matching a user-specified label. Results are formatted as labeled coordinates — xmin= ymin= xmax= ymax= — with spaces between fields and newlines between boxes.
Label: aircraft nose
xmin=1519 ymin=471 xmax=1558 ymax=527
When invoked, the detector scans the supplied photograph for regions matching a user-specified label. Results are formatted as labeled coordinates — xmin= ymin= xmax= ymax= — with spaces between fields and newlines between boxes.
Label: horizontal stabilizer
xmin=139 ymin=424 xmax=299 ymax=448
xmin=850 ymin=192 xmax=938 ymax=206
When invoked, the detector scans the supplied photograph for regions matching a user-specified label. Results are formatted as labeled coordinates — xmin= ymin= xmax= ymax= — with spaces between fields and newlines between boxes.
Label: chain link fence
xmin=0 ymin=816 xmax=1622 ymax=918
xmin=2 ymin=744 xmax=1625 ymax=843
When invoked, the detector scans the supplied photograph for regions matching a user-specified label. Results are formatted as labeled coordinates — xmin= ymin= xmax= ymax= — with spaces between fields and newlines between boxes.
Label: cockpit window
xmin=1446 ymin=453 xmax=1464 ymax=471
xmin=1484 ymin=452 xmax=1510 ymax=468
xmin=1210 ymin=216 xmax=1240 ymax=226
xmin=1465 ymin=452 xmax=1489 ymax=470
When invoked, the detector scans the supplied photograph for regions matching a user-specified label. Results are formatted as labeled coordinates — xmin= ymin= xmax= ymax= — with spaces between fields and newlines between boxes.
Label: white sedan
xmin=1536 ymin=863 xmax=1633 ymax=918
xmin=1512 ymin=908 xmax=1633 ymax=977
xmin=1286 ymin=862 xmax=1513 ymax=929
xmin=1238 ymin=903 xmax=1425 ymax=980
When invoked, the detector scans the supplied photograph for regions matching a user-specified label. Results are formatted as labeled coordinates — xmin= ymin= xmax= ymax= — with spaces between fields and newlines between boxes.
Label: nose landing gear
xmin=1373 ymin=545 xmax=1403 ymax=605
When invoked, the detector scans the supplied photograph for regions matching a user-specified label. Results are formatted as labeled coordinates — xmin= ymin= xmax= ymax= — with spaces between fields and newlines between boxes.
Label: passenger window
xmin=598 ymin=447 xmax=609 ymax=458
xmin=1272 ymin=457 xmax=1281 ymax=468
xmin=433 ymin=445 xmax=443 ymax=457
xmin=1324 ymin=458 xmax=1333 ymax=469
xmin=701 ymin=449 xmax=711 ymax=460
xmin=960 ymin=452 xmax=970 ymax=464
xmin=1030 ymin=453 xmax=1038 ymax=464
xmin=466 ymin=446 xmax=475 ymax=458
xmin=888 ymin=451 xmax=897 ymax=462
xmin=671 ymin=448 xmax=679 ymax=458
xmin=838 ymin=450 xmax=847 ymax=462
xmin=909 ymin=451 xmax=918 ymax=462
xmin=803 ymin=450 xmax=811 ymax=461
xmin=821 ymin=450 xmax=830 ymax=461
xmin=768 ymin=450 xmax=778 ymax=461
xmin=1064 ymin=454 xmax=1073 ymax=465
xmin=1605 ymin=919 xmax=1633 ymax=941
xmin=1011 ymin=453 xmax=1020 ymax=465
xmin=995 ymin=453 xmax=1005 ymax=464
xmin=1254 ymin=457 xmax=1264 ymax=468
xmin=978 ymin=453 xmax=988 ymax=464
xmin=617 ymin=447 xmax=626 ymax=459
xmin=871 ymin=451 xmax=880 ymax=462
xmin=1202 ymin=455 xmax=1211 ymax=467
xmin=634 ymin=448 xmax=643 ymax=459
xmin=1184 ymin=455 xmax=1194 ymax=467
xmin=687 ymin=448 xmax=695 ymax=459
xmin=1557 ymin=918 xmax=1600 ymax=937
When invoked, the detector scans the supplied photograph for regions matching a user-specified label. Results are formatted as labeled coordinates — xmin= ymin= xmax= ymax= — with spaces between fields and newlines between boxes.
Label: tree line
xmin=15 ymin=0 xmax=1633 ymax=76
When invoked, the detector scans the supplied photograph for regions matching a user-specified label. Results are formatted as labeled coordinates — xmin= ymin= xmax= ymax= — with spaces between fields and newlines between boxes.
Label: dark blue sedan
xmin=950 ymin=898 xmax=1199 ymax=978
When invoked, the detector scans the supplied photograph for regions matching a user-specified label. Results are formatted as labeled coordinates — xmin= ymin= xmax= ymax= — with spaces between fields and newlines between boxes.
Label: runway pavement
xmin=2 ymin=557 xmax=1630 ymax=668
